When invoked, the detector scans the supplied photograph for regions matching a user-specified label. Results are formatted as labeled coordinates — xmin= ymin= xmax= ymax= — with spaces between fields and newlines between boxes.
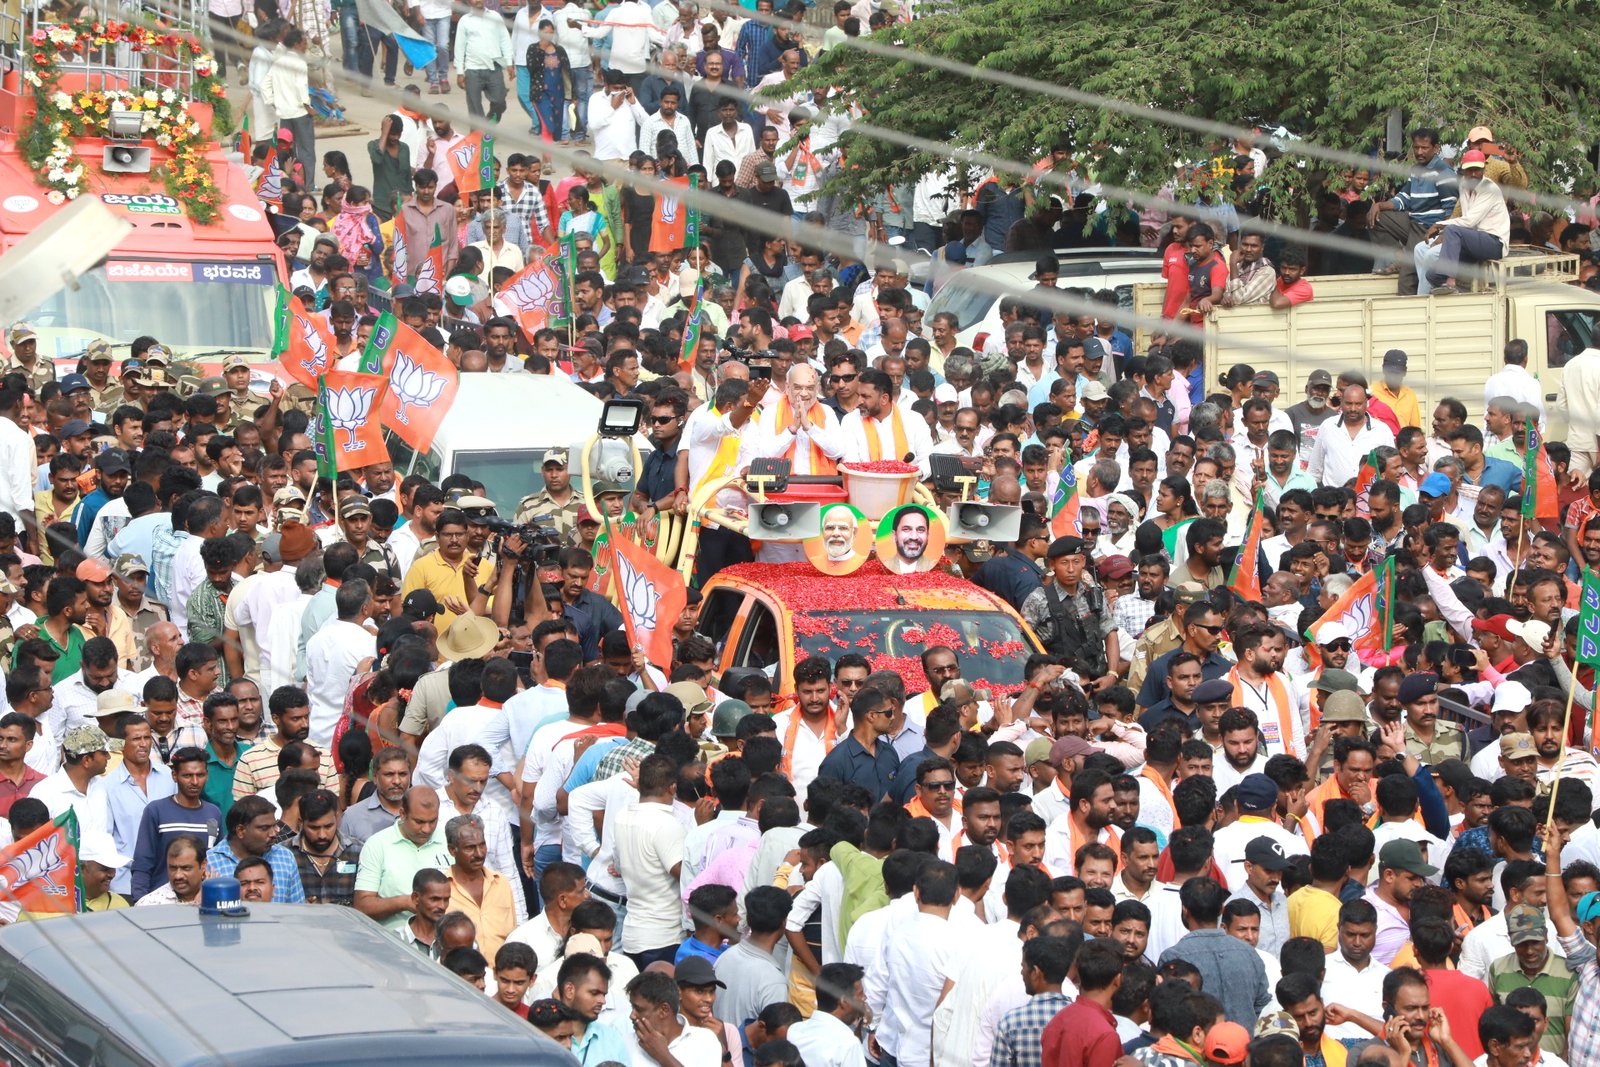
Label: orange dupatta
xmin=772 ymin=397 xmax=838 ymax=475
xmin=865 ymin=407 xmax=910 ymax=462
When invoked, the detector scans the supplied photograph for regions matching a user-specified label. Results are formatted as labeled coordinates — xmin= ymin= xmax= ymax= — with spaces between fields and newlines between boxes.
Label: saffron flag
xmin=1353 ymin=450 xmax=1379 ymax=518
xmin=1522 ymin=418 xmax=1559 ymax=521
xmin=256 ymin=154 xmax=283 ymax=210
xmin=497 ymin=253 xmax=565 ymax=339
xmin=412 ymin=223 xmax=446 ymax=296
xmin=446 ymin=131 xmax=495 ymax=197
xmin=273 ymin=285 xmax=336 ymax=388
xmin=1048 ymin=462 xmax=1081 ymax=538
xmin=1228 ymin=488 xmax=1266 ymax=601
xmin=650 ymin=176 xmax=691 ymax=253
xmin=354 ymin=0 xmax=437 ymax=69
xmin=313 ymin=371 xmax=390 ymax=477
xmin=360 ymin=313 xmax=459 ymax=454
xmin=0 ymin=809 xmax=81 ymax=915
xmin=1306 ymin=555 xmax=1394 ymax=662
xmin=678 ymin=282 xmax=704 ymax=373
xmin=610 ymin=523 xmax=688 ymax=669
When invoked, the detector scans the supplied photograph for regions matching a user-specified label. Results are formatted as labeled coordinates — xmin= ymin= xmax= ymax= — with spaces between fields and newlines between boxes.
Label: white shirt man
xmin=1322 ymin=950 xmax=1390 ymax=1041
xmin=703 ymin=120 xmax=755 ymax=183
xmin=840 ymin=404 xmax=934 ymax=479
xmin=752 ymin=383 xmax=847 ymax=476
xmin=412 ymin=702 xmax=516 ymax=819
xmin=583 ymin=0 xmax=664 ymax=74
xmin=587 ymin=83 xmax=651 ymax=162
xmin=51 ymin=671 xmax=141 ymax=736
xmin=639 ymin=106 xmax=700 ymax=167
xmin=1307 ymin=411 xmax=1396 ymax=488
xmin=613 ymin=798 xmax=687 ymax=955
xmin=1484 ymin=361 xmax=1545 ymax=420
xmin=303 ymin=617 xmax=374 ymax=748
xmin=435 ymin=785 xmax=528 ymax=916
xmin=877 ymin=906 xmax=955 ymax=1067
xmin=788 ymin=1005 xmax=867 ymax=1067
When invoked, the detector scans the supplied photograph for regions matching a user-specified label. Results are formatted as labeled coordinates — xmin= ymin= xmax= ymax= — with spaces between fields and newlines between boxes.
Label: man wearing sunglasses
xmin=822 ymin=352 xmax=862 ymax=420
xmin=1135 ymin=599 xmax=1232 ymax=712
xmin=1314 ymin=621 xmax=1355 ymax=672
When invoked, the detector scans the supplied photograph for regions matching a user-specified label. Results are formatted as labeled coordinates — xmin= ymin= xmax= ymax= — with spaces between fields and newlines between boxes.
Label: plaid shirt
xmin=594 ymin=737 xmax=654 ymax=782
xmin=993 ymin=991 xmax=1071 ymax=1067
xmin=293 ymin=836 xmax=363 ymax=906
xmin=205 ymin=839 xmax=307 ymax=903
xmin=500 ymin=181 xmax=550 ymax=244
xmin=148 ymin=524 xmax=187 ymax=606
xmin=1560 ymin=930 xmax=1599 ymax=1067
xmin=1111 ymin=592 xmax=1159 ymax=639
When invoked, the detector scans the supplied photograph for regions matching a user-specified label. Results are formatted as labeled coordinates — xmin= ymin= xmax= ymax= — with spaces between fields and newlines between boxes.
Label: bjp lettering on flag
xmin=0 ymin=810 xmax=81 ymax=915
xmin=446 ymin=131 xmax=495 ymax=196
xmin=1522 ymin=418 xmax=1559 ymax=522
xmin=610 ymin=526 xmax=687 ymax=669
xmin=274 ymin=286 xmax=336 ymax=389
xmin=360 ymin=313 xmax=459 ymax=454
xmin=313 ymin=371 xmax=390 ymax=477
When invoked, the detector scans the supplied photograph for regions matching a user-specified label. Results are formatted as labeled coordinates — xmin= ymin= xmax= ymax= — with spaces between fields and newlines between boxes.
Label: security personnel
xmin=2 ymin=322 xmax=56 ymax=394
xmin=81 ymin=340 xmax=123 ymax=413
xmin=222 ymin=354 xmax=272 ymax=428
xmin=1020 ymin=535 xmax=1116 ymax=688
xmin=514 ymin=448 xmax=579 ymax=545
xmin=1127 ymin=581 xmax=1209 ymax=692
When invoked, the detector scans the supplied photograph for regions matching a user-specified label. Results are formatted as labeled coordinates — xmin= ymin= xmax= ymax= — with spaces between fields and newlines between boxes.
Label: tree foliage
xmin=799 ymin=0 xmax=1600 ymax=212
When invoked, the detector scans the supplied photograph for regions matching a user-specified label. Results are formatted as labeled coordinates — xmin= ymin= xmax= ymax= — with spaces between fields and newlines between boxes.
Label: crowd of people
xmin=11 ymin=1 xmax=1600 ymax=1066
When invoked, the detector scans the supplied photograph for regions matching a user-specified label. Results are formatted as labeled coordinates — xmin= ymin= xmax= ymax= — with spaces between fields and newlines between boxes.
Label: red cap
xmin=1204 ymin=1023 xmax=1251 ymax=1066
xmin=1459 ymin=149 xmax=1488 ymax=170
xmin=1471 ymin=613 xmax=1517 ymax=641
xmin=276 ymin=127 xmax=294 ymax=144
xmin=578 ymin=505 xmax=600 ymax=524
xmin=788 ymin=325 xmax=814 ymax=340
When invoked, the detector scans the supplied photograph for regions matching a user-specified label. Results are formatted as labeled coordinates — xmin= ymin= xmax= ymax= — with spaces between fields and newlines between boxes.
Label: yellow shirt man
xmin=400 ymin=551 xmax=495 ymax=632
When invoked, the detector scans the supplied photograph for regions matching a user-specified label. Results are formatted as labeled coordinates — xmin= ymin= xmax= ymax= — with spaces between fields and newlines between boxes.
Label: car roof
xmin=705 ymin=560 xmax=1018 ymax=613
xmin=0 ymin=905 xmax=571 ymax=1067
xmin=438 ymin=372 xmax=605 ymax=452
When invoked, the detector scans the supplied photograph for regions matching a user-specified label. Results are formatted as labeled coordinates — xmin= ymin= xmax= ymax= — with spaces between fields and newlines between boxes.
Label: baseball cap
xmin=1378 ymin=838 xmax=1438 ymax=878
xmin=1251 ymin=370 xmax=1280 ymax=387
xmin=1319 ymin=690 xmax=1369 ymax=723
xmin=338 ymin=494 xmax=372 ymax=517
xmin=1048 ymin=735 xmax=1096 ymax=767
xmin=94 ymin=690 xmax=137 ymax=716
xmin=1508 ymin=619 xmax=1551 ymax=649
xmin=1047 ymin=536 xmax=1087 ymax=559
xmin=1419 ymin=472 xmax=1452 ymax=497
xmin=222 ymin=354 xmax=251 ymax=371
xmin=1316 ymin=621 xmax=1352 ymax=646
xmin=577 ymin=506 xmax=600 ymax=525
xmin=1312 ymin=668 xmax=1359 ymax=694
xmin=1244 ymin=835 xmax=1292 ymax=871
xmin=674 ymin=955 xmax=726 ymax=988
xmin=112 ymin=553 xmax=148 ymax=579
xmin=7 ymin=322 xmax=37 ymax=346
xmin=1491 ymin=680 xmax=1532 ymax=715
xmin=1193 ymin=678 xmax=1234 ymax=705
xmin=1500 ymin=732 xmax=1537 ymax=760
xmin=1097 ymin=555 xmax=1133 ymax=581
xmin=1472 ymin=614 xmax=1518 ymax=642
xmin=542 ymin=448 xmax=569 ymax=468
xmin=75 ymin=558 xmax=111 ymax=583
xmin=259 ymin=533 xmax=284 ymax=564
xmin=58 ymin=418 xmax=91 ymax=438
xmin=666 ymin=681 xmax=713 ymax=715
xmin=444 ymin=275 xmax=475 ymax=306
xmin=934 ymin=383 xmax=959 ymax=404
xmin=1505 ymin=902 xmax=1547 ymax=945
xmin=94 ymin=448 xmax=131 ymax=475
xmin=1382 ymin=349 xmax=1408 ymax=369
xmin=1576 ymin=890 xmax=1600 ymax=923
xmin=788 ymin=325 xmax=815 ymax=341
xmin=1236 ymin=775 xmax=1279 ymax=812
xmin=59 ymin=373 xmax=91 ymax=394
xmin=755 ymin=160 xmax=779 ymax=183
xmin=402 ymin=590 xmax=443 ymax=619
xmin=1467 ymin=125 xmax=1495 ymax=143
xmin=1204 ymin=1022 xmax=1251 ymax=1067
xmin=276 ymin=127 xmax=295 ymax=144
xmin=1024 ymin=737 xmax=1053 ymax=767
xmin=142 ymin=344 xmax=170 ymax=365
xmin=63 ymin=725 xmax=110 ymax=758
xmin=85 ymin=339 xmax=114 ymax=362
xmin=1080 ymin=381 xmax=1110 ymax=402
xmin=79 ymin=829 xmax=131 ymax=870
xmin=273 ymin=486 xmax=308 ymax=507
xmin=1459 ymin=150 xmax=1488 ymax=172
xmin=1397 ymin=673 xmax=1438 ymax=704
xmin=1306 ymin=369 xmax=1333 ymax=387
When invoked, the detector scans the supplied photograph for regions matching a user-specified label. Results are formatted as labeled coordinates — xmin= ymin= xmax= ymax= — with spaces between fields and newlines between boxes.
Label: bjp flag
xmin=0 ymin=809 xmax=81 ymax=915
xmin=1306 ymin=555 xmax=1395 ymax=663
xmin=610 ymin=524 xmax=687 ymax=669
xmin=445 ymin=131 xmax=495 ymax=196
xmin=359 ymin=313 xmax=459 ymax=454
xmin=313 ymin=371 xmax=390 ymax=476
xmin=650 ymin=176 xmax=691 ymax=253
xmin=1227 ymin=489 xmax=1265 ymax=601
xmin=497 ymin=253 xmax=566 ymax=339
xmin=273 ymin=285 xmax=336 ymax=388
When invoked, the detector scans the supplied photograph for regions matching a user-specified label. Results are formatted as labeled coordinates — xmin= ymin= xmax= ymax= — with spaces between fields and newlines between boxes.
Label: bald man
xmin=754 ymin=363 xmax=845 ymax=477
xmin=354 ymin=785 xmax=453 ymax=930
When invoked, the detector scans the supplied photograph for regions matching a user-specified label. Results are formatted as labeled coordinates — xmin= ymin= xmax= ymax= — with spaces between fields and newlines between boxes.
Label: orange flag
xmin=359 ymin=312 xmax=459 ymax=454
xmin=0 ymin=810 xmax=81 ymax=914
xmin=1305 ymin=562 xmax=1389 ymax=661
xmin=497 ymin=252 xmax=565 ymax=340
xmin=313 ymin=370 xmax=391 ymax=474
xmin=274 ymin=286 xmax=336 ymax=388
xmin=445 ymin=131 xmax=494 ymax=196
xmin=650 ymin=176 xmax=690 ymax=253
xmin=609 ymin=524 xmax=687 ymax=669
xmin=1228 ymin=488 xmax=1265 ymax=601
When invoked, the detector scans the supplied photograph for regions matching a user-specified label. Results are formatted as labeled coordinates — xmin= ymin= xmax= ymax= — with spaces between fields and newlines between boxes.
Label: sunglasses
xmin=921 ymin=779 xmax=957 ymax=791
xmin=1321 ymin=639 xmax=1352 ymax=652
xmin=650 ymin=415 xmax=679 ymax=425
xmin=831 ymin=372 xmax=858 ymax=382
xmin=1193 ymin=623 xmax=1225 ymax=635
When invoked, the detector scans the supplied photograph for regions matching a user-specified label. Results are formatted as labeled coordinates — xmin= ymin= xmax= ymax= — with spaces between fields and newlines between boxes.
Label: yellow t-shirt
xmin=1288 ymin=884 xmax=1342 ymax=950
xmin=400 ymin=552 xmax=496 ymax=631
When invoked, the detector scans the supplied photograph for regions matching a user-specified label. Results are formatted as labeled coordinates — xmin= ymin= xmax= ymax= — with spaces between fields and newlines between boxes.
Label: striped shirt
xmin=205 ymin=839 xmax=307 ymax=903
xmin=993 ymin=991 xmax=1071 ymax=1067
xmin=1558 ymin=931 xmax=1598 ymax=1067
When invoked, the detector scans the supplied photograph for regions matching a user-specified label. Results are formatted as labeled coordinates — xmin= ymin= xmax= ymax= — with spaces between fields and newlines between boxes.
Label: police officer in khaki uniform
xmin=2 ymin=322 xmax=56 ymax=395
xmin=81 ymin=340 xmax=123 ymax=414
xmin=514 ymin=448 xmax=579 ymax=545
xmin=1127 ymin=580 xmax=1211 ymax=692
xmin=222 ymin=354 xmax=272 ymax=429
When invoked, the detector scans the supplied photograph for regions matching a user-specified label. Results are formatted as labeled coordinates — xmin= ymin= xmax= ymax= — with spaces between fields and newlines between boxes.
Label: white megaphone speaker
xmin=946 ymin=502 xmax=1022 ymax=543
xmin=747 ymin=501 xmax=822 ymax=541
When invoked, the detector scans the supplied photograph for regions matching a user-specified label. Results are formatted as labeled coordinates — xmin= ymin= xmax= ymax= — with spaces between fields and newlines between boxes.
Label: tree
xmin=798 ymin=0 xmax=1600 ymax=216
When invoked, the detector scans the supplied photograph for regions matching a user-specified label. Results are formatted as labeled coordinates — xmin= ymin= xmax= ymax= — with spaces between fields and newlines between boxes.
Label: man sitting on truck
xmin=1372 ymin=126 xmax=1459 ymax=295
xmin=1416 ymin=150 xmax=1511 ymax=297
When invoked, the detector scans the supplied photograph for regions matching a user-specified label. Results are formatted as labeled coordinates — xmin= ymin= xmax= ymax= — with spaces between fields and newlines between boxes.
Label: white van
xmin=926 ymin=248 xmax=1164 ymax=349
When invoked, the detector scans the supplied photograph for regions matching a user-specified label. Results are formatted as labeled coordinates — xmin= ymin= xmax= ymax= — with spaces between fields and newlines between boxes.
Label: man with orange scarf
xmin=840 ymin=367 xmax=933 ymax=478
xmin=753 ymin=363 xmax=844 ymax=476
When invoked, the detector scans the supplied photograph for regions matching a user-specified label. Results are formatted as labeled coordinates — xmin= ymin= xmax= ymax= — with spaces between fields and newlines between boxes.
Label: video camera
xmin=481 ymin=518 xmax=564 ymax=567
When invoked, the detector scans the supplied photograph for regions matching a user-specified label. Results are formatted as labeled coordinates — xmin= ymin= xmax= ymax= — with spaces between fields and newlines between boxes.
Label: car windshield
xmin=20 ymin=258 xmax=278 ymax=359
xmin=796 ymin=610 xmax=1033 ymax=690
xmin=450 ymin=449 xmax=544 ymax=514
xmin=926 ymin=278 xmax=999 ymax=331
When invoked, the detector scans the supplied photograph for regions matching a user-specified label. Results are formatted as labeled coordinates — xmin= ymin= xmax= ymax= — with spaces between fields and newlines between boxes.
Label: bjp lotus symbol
xmin=327 ymin=386 xmax=377 ymax=452
xmin=390 ymin=353 xmax=447 ymax=426
xmin=0 ymin=834 xmax=66 ymax=894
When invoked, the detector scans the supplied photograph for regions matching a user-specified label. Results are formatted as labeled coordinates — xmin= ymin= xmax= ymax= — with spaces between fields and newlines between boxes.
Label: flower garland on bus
xmin=19 ymin=20 xmax=232 ymax=224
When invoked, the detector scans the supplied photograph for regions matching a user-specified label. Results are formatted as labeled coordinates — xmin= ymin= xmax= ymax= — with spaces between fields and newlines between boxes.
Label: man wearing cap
xmin=74 ymin=449 xmax=131 ymax=552
xmin=221 ymin=355 xmax=271 ymax=428
xmin=1415 ymin=150 xmax=1510 ymax=297
xmin=321 ymin=495 xmax=400 ymax=580
xmin=1213 ymin=773 xmax=1308 ymax=888
xmin=78 ymin=340 xmax=121 ymax=414
xmin=3 ymin=323 xmax=55 ymax=395
xmin=1394 ymin=673 xmax=1465 ymax=765
xmin=30 ymin=725 xmax=110 ymax=837
xmin=515 ymin=449 xmax=579 ymax=546
xmin=1363 ymin=838 xmax=1439 ymax=965
xmin=1368 ymin=350 xmax=1423 ymax=431
xmin=1021 ymin=536 xmax=1115 ymax=688
xmin=1486 ymin=902 xmax=1577 ymax=1056
xmin=1225 ymin=835 xmax=1293 ymax=958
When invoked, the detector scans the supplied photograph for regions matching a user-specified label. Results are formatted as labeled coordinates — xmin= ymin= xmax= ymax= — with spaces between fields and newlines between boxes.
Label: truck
xmin=1130 ymin=249 xmax=1600 ymax=432
xmin=0 ymin=4 xmax=285 ymax=369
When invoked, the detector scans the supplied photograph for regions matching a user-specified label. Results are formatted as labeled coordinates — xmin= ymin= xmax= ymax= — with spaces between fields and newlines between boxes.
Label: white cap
xmin=1508 ymin=619 xmax=1551 ymax=649
xmin=934 ymin=383 xmax=958 ymax=404
xmin=1316 ymin=621 xmax=1352 ymax=645
xmin=79 ymin=829 xmax=130 ymax=869
xmin=1491 ymin=680 xmax=1533 ymax=715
